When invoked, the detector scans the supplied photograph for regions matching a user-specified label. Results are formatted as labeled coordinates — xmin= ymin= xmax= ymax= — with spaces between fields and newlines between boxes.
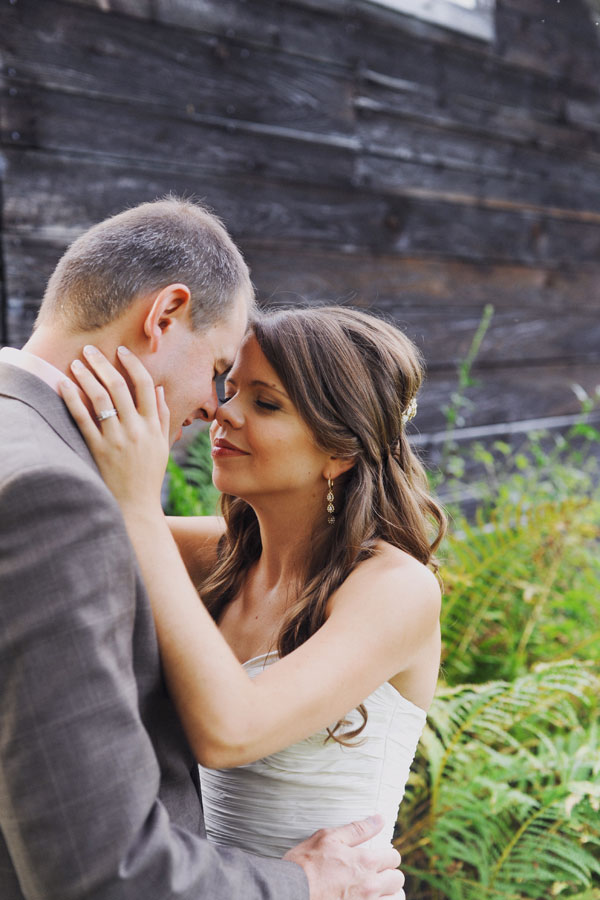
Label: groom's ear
xmin=143 ymin=283 xmax=191 ymax=353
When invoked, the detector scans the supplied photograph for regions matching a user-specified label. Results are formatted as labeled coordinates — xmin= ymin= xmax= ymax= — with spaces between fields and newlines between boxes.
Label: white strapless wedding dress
xmin=199 ymin=652 xmax=427 ymax=858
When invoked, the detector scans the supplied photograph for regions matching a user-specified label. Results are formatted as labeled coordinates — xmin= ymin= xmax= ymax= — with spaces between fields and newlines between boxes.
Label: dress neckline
xmin=241 ymin=651 xmax=427 ymax=717
xmin=242 ymin=650 xmax=279 ymax=667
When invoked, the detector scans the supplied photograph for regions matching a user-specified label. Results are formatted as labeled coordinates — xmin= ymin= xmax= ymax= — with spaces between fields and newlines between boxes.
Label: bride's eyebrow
xmin=225 ymin=375 xmax=288 ymax=398
xmin=250 ymin=379 xmax=288 ymax=398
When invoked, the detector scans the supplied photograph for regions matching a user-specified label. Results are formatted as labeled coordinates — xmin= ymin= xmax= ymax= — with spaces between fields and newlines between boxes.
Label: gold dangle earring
xmin=326 ymin=477 xmax=335 ymax=525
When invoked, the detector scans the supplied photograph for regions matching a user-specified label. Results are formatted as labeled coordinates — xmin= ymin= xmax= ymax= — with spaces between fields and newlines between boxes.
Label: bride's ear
xmin=324 ymin=456 xmax=356 ymax=481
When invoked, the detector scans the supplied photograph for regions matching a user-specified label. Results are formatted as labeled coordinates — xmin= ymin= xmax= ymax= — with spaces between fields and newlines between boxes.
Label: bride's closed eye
xmin=255 ymin=399 xmax=280 ymax=412
xmin=219 ymin=392 xmax=280 ymax=412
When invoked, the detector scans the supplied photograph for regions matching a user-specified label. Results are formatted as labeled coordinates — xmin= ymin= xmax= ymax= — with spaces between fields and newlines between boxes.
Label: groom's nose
xmin=196 ymin=382 xmax=219 ymax=422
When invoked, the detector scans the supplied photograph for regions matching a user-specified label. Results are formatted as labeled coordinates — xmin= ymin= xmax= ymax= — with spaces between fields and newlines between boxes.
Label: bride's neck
xmin=250 ymin=502 xmax=318 ymax=592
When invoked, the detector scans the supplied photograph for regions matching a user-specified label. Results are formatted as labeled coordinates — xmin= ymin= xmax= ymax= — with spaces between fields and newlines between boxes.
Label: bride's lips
xmin=212 ymin=436 xmax=249 ymax=458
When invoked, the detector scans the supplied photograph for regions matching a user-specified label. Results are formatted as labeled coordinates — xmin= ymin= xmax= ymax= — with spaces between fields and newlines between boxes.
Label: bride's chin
xmin=213 ymin=475 xmax=245 ymax=498
xmin=213 ymin=480 xmax=258 ymax=507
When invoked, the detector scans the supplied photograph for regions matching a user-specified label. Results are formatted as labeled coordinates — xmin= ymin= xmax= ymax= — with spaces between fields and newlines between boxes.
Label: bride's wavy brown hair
xmin=200 ymin=306 xmax=446 ymax=742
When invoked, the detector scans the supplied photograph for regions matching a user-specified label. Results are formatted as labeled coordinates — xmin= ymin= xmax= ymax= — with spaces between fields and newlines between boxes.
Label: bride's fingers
xmin=59 ymin=378 xmax=104 ymax=454
xmin=80 ymin=345 xmax=138 ymax=425
xmin=115 ymin=345 xmax=161 ymax=419
xmin=156 ymin=385 xmax=170 ymax=441
xmin=69 ymin=356 xmax=129 ymax=428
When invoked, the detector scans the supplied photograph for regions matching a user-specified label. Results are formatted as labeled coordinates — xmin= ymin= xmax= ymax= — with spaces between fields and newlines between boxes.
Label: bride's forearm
xmin=118 ymin=505 xmax=430 ymax=769
xmin=119 ymin=505 xmax=264 ymax=766
xmin=165 ymin=514 xmax=225 ymax=585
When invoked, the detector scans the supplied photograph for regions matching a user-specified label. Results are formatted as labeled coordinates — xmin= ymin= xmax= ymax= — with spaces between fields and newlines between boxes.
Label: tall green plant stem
xmin=488 ymin=802 xmax=564 ymax=889
xmin=453 ymin=573 xmax=508 ymax=659
xmin=442 ymin=515 xmax=527 ymax=656
xmin=429 ymin=688 xmax=502 ymax=823
xmin=458 ymin=303 xmax=494 ymax=393
xmin=514 ymin=546 xmax=566 ymax=664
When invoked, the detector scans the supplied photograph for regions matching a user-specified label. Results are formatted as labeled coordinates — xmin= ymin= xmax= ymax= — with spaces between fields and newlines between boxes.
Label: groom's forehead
xmin=187 ymin=325 xmax=245 ymax=376
xmin=216 ymin=293 xmax=252 ymax=359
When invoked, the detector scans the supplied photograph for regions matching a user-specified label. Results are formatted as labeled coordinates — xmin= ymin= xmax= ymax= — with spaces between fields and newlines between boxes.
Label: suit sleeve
xmin=0 ymin=464 xmax=308 ymax=900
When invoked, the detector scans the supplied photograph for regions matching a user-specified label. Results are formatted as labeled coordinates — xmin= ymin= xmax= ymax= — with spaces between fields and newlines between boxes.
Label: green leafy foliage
xmin=165 ymin=429 xmax=220 ymax=516
xmin=440 ymin=490 xmax=600 ymax=685
xmin=395 ymin=308 xmax=600 ymax=898
xmin=397 ymin=664 xmax=600 ymax=900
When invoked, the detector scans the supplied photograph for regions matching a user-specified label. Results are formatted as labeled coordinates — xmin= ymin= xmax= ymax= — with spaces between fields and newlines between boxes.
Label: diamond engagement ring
xmin=96 ymin=408 xmax=118 ymax=422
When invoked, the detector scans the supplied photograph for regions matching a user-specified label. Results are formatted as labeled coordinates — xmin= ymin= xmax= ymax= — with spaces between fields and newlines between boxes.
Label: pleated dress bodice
xmin=199 ymin=652 xmax=427 ymax=858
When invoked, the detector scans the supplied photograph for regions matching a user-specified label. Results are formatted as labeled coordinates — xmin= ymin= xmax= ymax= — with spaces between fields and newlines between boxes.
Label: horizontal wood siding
xmin=1 ymin=0 xmax=599 ymax=437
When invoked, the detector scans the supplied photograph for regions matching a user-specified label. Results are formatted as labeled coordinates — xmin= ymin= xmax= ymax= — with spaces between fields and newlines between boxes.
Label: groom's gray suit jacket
xmin=0 ymin=362 xmax=308 ymax=900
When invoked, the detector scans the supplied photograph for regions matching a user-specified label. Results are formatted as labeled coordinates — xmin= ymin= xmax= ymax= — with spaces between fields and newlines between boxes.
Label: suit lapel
xmin=0 ymin=361 xmax=96 ymax=467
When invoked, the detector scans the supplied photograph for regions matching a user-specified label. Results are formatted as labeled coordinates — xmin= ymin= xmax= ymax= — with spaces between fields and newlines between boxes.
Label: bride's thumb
xmin=156 ymin=385 xmax=170 ymax=440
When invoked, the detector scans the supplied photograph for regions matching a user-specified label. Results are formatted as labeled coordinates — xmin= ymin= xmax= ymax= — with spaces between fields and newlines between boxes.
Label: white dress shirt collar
xmin=0 ymin=346 xmax=66 ymax=395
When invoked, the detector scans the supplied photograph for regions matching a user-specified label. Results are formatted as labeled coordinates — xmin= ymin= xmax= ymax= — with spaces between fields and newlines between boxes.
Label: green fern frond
xmin=440 ymin=495 xmax=600 ymax=684
xmin=397 ymin=662 xmax=600 ymax=899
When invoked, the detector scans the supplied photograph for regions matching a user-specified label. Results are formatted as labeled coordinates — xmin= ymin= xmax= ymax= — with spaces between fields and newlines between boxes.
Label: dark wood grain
xmin=0 ymin=0 xmax=354 ymax=135
xmin=416 ymin=361 xmax=600 ymax=432
xmin=246 ymin=247 xmax=600 ymax=313
xmin=58 ymin=0 xmax=493 ymax=67
xmin=496 ymin=0 xmax=600 ymax=85
xmin=6 ymin=147 xmax=600 ymax=267
xmin=0 ymin=162 xmax=6 ymax=346
xmin=2 ymin=0 xmax=600 ymax=439
xmin=7 ymin=78 xmax=600 ymax=226
xmin=7 ymin=230 xmax=600 ymax=374
xmin=10 ymin=234 xmax=600 ymax=316
xmin=1 ymin=83 xmax=357 ymax=188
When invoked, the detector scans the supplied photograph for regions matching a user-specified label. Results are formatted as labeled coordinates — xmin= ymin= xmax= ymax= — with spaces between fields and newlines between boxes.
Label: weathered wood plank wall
xmin=1 ymin=0 xmax=599 ymax=437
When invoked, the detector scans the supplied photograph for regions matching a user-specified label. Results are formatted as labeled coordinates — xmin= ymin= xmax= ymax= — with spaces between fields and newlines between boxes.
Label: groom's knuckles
xmin=375 ymin=847 xmax=401 ymax=871
xmin=340 ymin=815 xmax=382 ymax=847
xmin=370 ymin=867 xmax=405 ymax=898
xmin=309 ymin=825 xmax=333 ymax=849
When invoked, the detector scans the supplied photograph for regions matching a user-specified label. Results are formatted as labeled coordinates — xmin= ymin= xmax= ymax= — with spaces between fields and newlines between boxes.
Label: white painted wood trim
xmin=410 ymin=410 xmax=600 ymax=447
xmin=363 ymin=0 xmax=495 ymax=41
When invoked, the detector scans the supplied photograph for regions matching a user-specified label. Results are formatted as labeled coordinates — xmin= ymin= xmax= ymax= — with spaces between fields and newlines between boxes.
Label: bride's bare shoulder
xmin=329 ymin=539 xmax=441 ymax=620
xmin=375 ymin=539 xmax=439 ymax=581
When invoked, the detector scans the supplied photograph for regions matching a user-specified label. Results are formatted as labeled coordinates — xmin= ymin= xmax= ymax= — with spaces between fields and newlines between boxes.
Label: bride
xmin=61 ymin=305 xmax=446 ymax=858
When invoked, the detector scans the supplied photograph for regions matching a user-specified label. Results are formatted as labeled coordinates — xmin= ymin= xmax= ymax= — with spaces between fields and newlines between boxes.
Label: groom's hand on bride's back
xmin=283 ymin=814 xmax=405 ymax=900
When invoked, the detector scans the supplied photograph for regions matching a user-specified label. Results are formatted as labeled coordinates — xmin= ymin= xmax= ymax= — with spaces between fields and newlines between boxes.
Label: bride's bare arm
xmin=167 ymin=515 xmax=225 ymax=585
xmin=61 ymin=346 xmax=440 ymax=769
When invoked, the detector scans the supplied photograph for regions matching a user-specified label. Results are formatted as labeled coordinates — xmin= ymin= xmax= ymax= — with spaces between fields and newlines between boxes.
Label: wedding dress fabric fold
xmin=200 ymin=652 xmax=427 ymax=858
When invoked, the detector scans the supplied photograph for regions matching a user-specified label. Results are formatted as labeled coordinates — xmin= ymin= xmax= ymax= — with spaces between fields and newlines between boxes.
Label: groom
xmin=0 ymin=198 xmax=405 ymax=900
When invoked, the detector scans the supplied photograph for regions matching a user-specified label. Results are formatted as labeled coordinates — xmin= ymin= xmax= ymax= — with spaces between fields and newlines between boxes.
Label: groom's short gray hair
xmin=37 ymin=196 xmax=253 ymax=332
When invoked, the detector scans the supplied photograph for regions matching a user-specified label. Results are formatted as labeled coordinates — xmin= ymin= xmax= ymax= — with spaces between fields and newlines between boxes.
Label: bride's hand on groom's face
xmin=60 ymin=345 xmax=170 ymax=515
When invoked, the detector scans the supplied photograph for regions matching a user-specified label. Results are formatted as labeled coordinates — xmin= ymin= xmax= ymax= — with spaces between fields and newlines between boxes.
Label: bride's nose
xmin=215 ymin=395 xmax=243 ymax=429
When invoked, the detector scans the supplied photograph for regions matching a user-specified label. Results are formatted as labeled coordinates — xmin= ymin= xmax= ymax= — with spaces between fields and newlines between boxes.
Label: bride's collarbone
xmin=218 ymin=591 xmax=283 ymax=666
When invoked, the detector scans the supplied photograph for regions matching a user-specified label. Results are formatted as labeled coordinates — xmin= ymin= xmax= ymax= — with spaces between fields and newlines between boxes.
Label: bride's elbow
xmin=197 ymin=745 xmax=253 ymax=769
xmin=192 ymin=721 xmax=261 ymax=769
